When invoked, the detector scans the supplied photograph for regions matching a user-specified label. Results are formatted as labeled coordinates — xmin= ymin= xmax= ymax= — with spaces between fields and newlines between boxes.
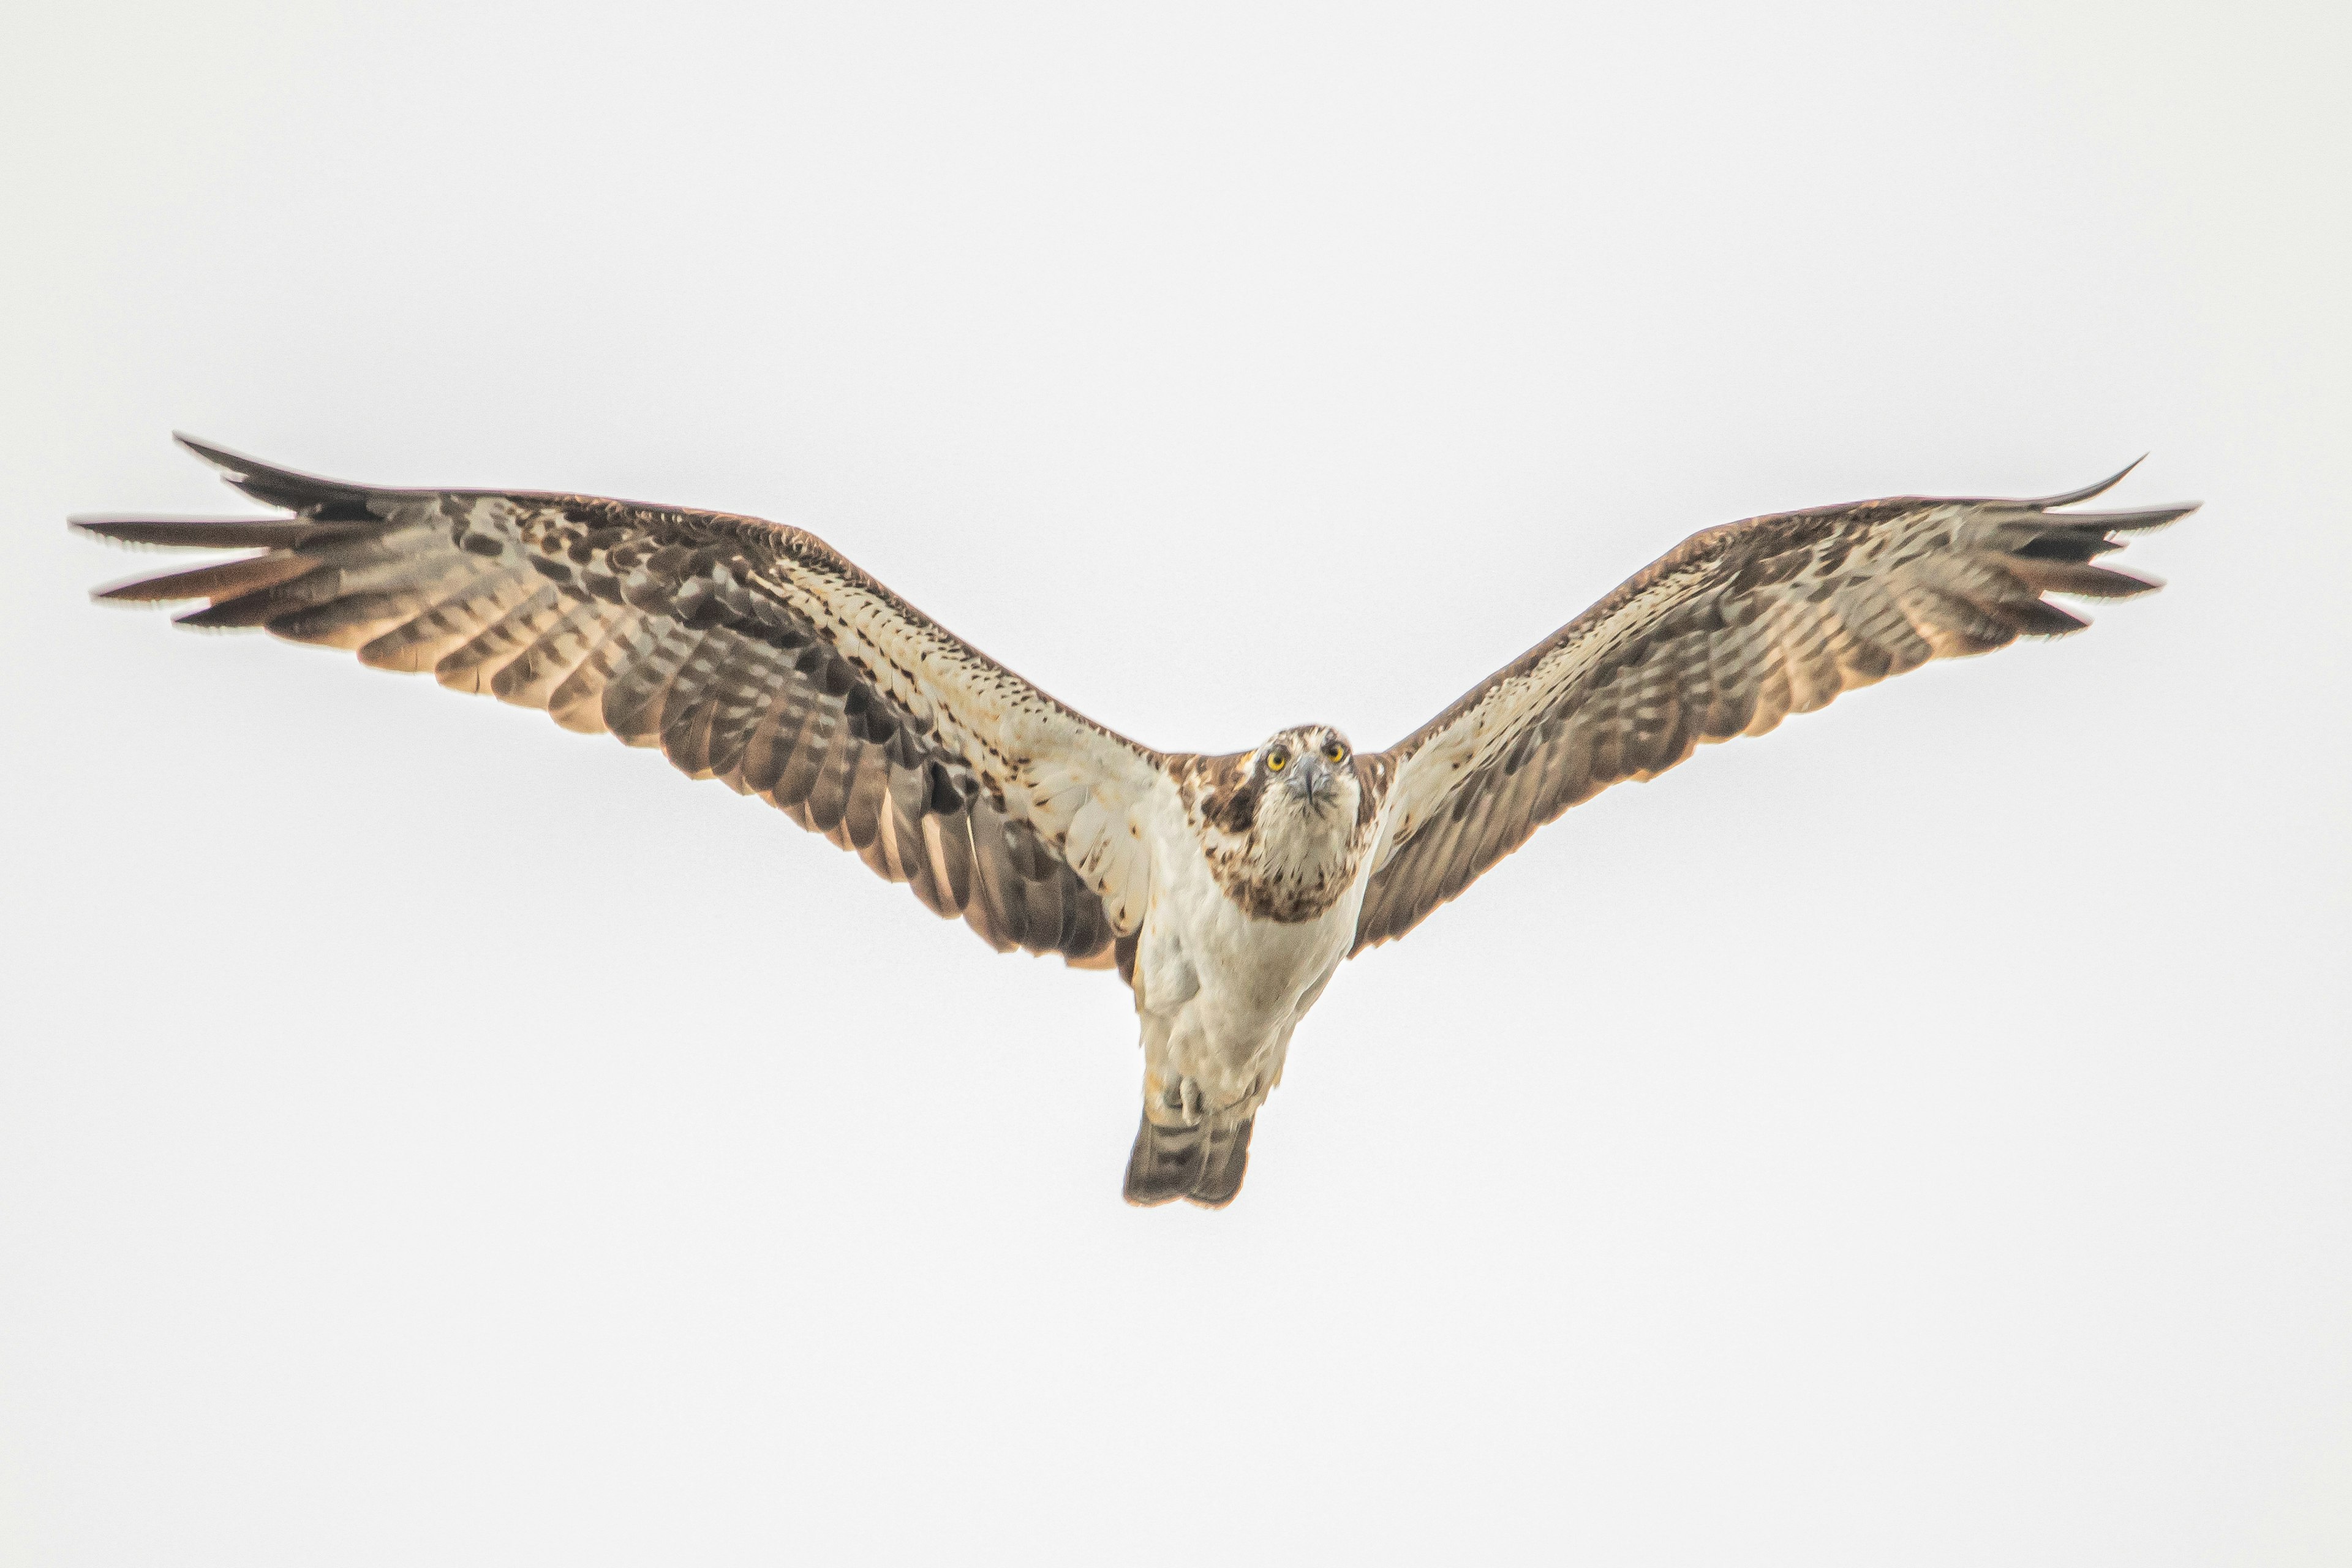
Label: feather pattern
xmin=76 ymin=437 xmax=1169 ymax=967
xmin=1353 ymin=465 xmax=2194 ymax=951
xmin=77 ymin=440 xmax=2194 ymax=1208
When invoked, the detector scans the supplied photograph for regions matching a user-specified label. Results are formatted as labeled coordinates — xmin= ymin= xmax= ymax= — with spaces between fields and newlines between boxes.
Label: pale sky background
xmin=2 ymin=2 xmax=2347 ymax=1564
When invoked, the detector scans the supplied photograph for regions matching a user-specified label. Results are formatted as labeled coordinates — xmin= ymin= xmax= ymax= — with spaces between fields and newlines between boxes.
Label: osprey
xmin=78 ymin=439 xmax=2192 ymax=1207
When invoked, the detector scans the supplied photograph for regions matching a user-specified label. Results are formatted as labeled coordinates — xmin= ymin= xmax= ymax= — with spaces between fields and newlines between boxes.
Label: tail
xmin=1124 ymin=1111 xmax=1257 ymax=1208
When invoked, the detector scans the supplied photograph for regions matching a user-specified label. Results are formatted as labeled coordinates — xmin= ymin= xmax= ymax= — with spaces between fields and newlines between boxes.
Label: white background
xmin=3 ymin=3 xmax=2346 ymax=1562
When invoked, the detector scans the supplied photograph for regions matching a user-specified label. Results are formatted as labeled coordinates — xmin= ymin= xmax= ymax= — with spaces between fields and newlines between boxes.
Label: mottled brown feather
xmin=77 ymin=439 xmax=1153 ymax=970
xmin=1354 ymin=468 xmax=2190 ymax=952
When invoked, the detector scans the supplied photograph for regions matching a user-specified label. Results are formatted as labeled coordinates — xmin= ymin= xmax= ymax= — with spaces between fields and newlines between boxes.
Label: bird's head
xmin=1248 ymin=724 xmax=1362 ymax=833
xmin=1182 ymin=725 xmax=1381 ymax=921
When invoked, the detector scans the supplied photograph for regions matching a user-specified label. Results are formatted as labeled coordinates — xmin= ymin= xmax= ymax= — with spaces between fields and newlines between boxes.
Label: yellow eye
xmin=1323 ymin=742 xmax=1348 ymax=764
xmin=1265 ymin=748 xmax=1288 ymax=772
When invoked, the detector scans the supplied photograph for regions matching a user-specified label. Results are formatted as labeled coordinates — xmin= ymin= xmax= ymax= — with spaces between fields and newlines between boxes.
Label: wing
xmin=1352 ymin=464 xmax=2195 ymax=952
xmin=79 ymin=436 xmax=1172 ymax=971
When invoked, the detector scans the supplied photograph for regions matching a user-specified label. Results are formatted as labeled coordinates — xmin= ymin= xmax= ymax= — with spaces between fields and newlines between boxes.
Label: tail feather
xmin=1124 ymin=1112 xmax=1256 ymax=1208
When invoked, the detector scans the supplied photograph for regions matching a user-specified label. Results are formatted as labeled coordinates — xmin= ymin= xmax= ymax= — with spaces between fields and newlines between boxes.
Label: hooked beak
xmin=1284 ymin=755 xmax=1333 ymax=807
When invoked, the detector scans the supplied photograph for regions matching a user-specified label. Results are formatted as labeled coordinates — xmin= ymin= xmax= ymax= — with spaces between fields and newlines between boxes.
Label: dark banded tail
xmin=1123 ymin=1111 xmax=1256 ymax=1208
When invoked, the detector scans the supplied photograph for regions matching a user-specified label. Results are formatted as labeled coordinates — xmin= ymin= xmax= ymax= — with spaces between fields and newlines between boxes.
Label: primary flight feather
xmin=78 ymin=438 xmax=2193 ymax=1205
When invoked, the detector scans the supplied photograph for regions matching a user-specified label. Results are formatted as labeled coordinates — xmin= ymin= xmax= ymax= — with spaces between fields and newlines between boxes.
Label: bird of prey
xmin=78 ymin=438 xmax=2192 ymax=1207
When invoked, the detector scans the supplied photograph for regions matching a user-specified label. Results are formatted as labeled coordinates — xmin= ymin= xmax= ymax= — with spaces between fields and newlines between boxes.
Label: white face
xmin=1251 ymin=725 xmax=1362 ymax=840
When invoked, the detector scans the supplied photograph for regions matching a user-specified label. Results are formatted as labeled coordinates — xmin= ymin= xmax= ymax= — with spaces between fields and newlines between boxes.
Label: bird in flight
xmin=79 ymin=438 xmax=2192 ymax=1207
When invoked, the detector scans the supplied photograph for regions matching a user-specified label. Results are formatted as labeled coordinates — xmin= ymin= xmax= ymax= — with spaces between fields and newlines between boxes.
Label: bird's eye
xmin=1323 ymin=741 xmax=1348 ymax=764
xmin=1265 ymin=748 xmax=1288 ymax=773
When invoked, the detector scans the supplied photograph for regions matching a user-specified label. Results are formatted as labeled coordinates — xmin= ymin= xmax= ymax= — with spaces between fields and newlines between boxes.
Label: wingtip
xmin=164 ymin=432 xmax=383 ymax=516
xmin=173 ymin=431 xmax=254 ymax=473
xmin=67 ymin=513 xmax=179 ymax=545
xmin=2035 ymin=456 xmax=2147 ymax=510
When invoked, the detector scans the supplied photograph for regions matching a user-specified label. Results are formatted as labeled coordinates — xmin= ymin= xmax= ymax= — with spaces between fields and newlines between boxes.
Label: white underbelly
xmin=1133 ymin=830 xmax=1366 ymax=1112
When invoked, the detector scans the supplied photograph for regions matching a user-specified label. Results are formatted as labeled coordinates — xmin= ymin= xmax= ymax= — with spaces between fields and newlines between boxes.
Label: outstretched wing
xmin=1352 ymin=464 xmax=2195 ymax=952
xmin=80 ymin=437 xmax=1170 ymax=970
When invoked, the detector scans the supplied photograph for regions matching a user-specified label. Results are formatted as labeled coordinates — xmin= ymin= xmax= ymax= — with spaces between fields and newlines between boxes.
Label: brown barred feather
xmin=765 ymin=694 xmax=832 ymax=811
xmin=660 ymin=681 xmax=726 ymax=780
xmin=911 ymin=822 xmax=959 ymax=922
xmin=734 ymin=679 xmax=810 ymax=798
xmin=840 ymin=744 xmax=892 ymax=853
xmin=967 ymin=802 xmax=1027 ymax=949
xmin=601 ymin=623 xmax=708 ymax=745
xmin=435 ymin=584 xmax=564 ymax=695
xmin=801 ymin=720 xmax=861 ymax=836
xmin=544 ymin=616 xmax=647 ymax=734
xmin=491 ymin=600 xmax=624 ymax=711
xmin=168 ymin=566 xmax=341 ymax=629
xmin=73 ymin=515 xmax=373 ymax=549
xmin=356 ymin=569 xmax=536 ymax=672
xmin=1015 ymin=823 xmax=1066 ymax=948
xmin=92 ymin=551 xmax=321 ymax=603
xmin=693 ymin=656 xmax=781 ymax=788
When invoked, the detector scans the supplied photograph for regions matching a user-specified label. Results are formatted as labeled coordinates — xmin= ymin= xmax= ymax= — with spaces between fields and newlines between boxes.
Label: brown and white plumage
xmin=82 ymin=437 xmax=1162 ymax=970
xmin=78 ymin=439 xmax=2192 ymax=1207
xmin=1352 ymin=464 xmax=2194 ymax=950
